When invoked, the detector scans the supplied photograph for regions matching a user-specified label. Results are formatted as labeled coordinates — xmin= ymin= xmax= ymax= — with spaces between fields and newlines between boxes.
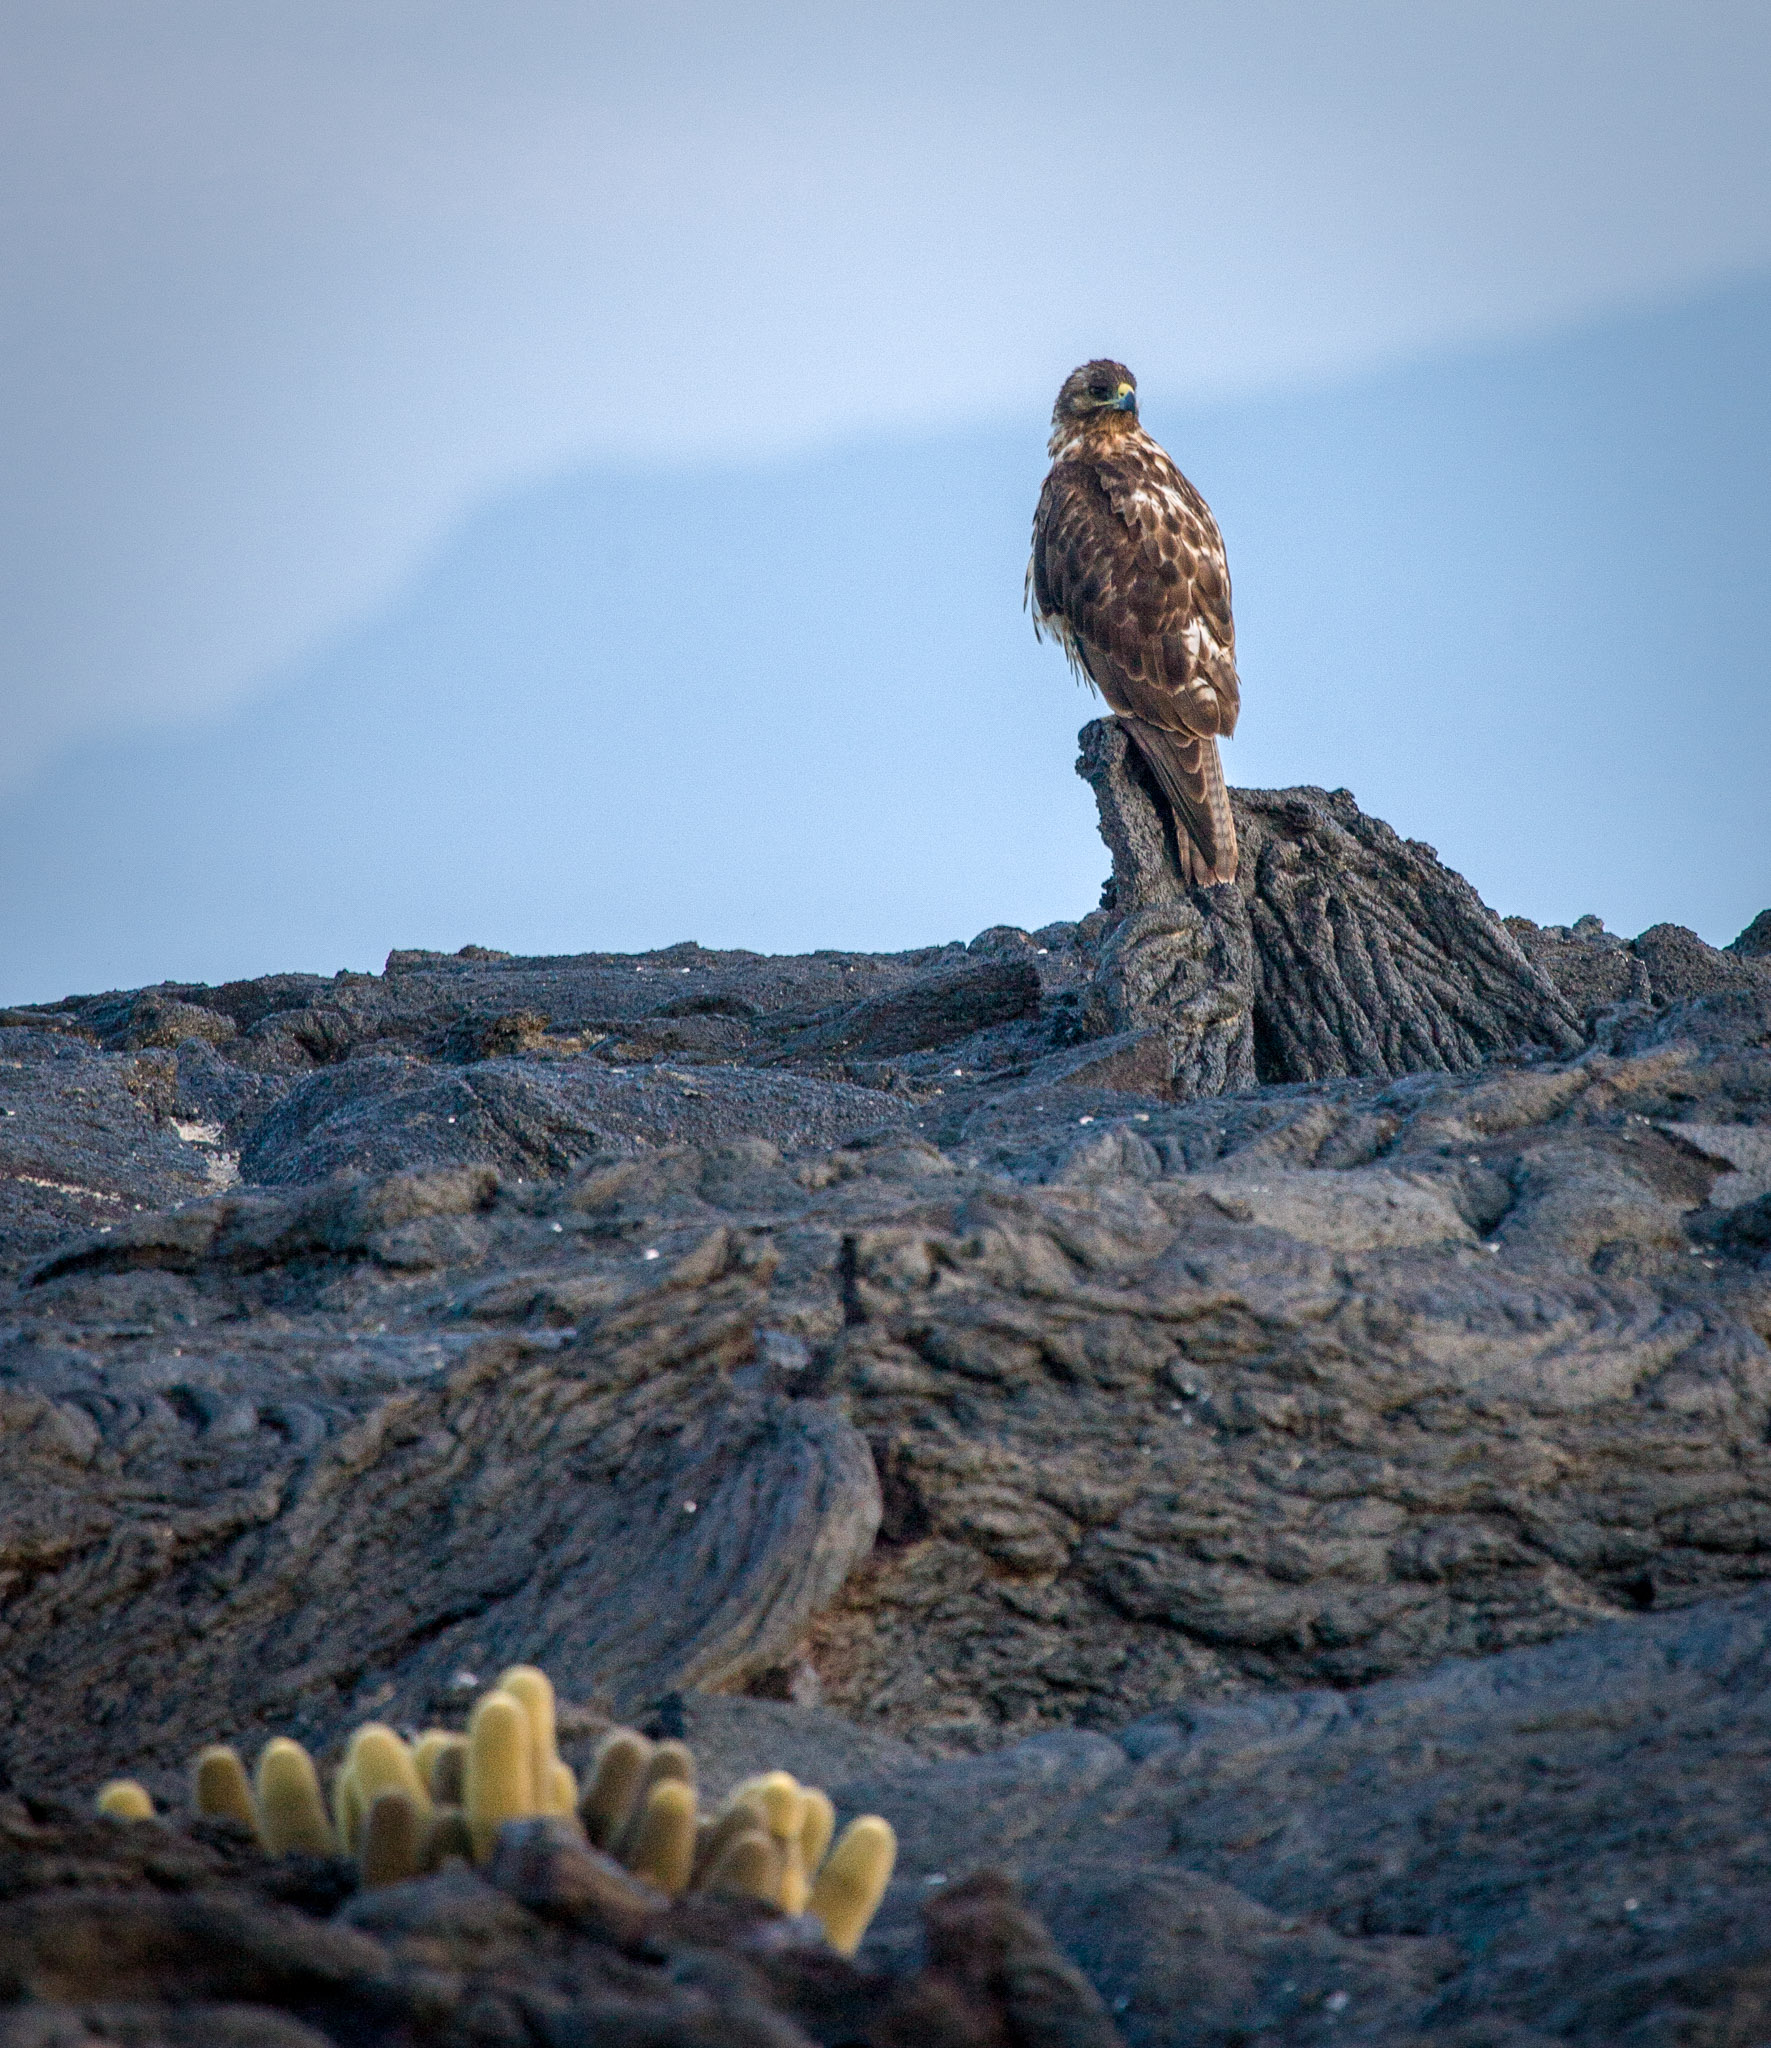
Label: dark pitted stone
xmin=483 ymin=1817 xmax=665 ymax=1941
xmin=1505 ymin=913 xmax=1651 ymax=1026
xmin=772 ymin=957 xmax=1044 ymax=1064
xmin=1078 ymin=717 xmax=1584 ymax=1089
xmin=1634 ymin=921 xmax=1771 ymax=1007
xmin=1732 ymin=908 xmax=1771 ymax=959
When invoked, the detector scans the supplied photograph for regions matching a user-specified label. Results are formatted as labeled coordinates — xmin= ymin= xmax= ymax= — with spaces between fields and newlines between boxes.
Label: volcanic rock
xmin=1 ymin=722 xmax=1768 ymax=2045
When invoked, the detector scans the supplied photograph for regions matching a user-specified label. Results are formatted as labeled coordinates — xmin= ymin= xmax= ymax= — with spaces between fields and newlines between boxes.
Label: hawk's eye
xmin=1087 ymin=382 xmax=1111 ymax=401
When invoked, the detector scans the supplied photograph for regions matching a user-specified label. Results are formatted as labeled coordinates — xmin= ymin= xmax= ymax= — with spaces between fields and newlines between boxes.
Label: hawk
xmin=1027 ymin=359 xmax=1241 ymax=885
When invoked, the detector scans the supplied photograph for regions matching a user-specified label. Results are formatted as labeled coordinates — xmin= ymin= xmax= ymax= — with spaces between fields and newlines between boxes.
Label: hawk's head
xmin=1051 ymin=360 xmax=1138 ymax=434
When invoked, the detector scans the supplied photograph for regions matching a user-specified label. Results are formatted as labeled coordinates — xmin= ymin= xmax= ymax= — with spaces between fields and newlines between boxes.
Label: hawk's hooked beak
xmin=1112 ymin=384 xmax=1137 ymax=412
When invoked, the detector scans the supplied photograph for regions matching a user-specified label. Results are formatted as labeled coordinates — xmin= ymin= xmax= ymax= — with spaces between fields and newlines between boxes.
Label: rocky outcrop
xmin=1 ymin=1227 xmax=882 ymax=1788
xmin=1077 ymin=718 xmax=1586 ymax=1094
xmin=1733 ymin=908 xmax=1771 ymax=959
xmin=834 ymin=1582 xmax=1771 ymax=2046
xmin=1 ymin=727 xmax=1769 ymax=2045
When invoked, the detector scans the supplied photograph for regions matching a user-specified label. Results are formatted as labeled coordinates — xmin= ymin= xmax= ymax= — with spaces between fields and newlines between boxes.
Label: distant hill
xmin=3 ymin=277 xmax=1767 ymax=1003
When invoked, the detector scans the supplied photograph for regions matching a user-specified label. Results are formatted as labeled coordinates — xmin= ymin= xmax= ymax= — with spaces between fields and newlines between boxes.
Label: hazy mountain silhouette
xmin=4 ymin=278 xmax=1767 ymax=1003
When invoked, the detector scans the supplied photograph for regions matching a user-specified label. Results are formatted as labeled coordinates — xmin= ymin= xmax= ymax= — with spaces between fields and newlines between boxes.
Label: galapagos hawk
xmin=1028 ymin=359 xmax=1241 ymax=885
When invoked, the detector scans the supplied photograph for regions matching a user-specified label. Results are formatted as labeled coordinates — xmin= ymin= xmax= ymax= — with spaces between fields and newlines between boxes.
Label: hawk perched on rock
xmin=1028 ymin=359 xmax=1241 ymax=885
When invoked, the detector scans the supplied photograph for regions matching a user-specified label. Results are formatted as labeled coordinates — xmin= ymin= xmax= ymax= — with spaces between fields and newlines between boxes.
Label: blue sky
xmin=2 ymin=4 xmax=1768 ymax=999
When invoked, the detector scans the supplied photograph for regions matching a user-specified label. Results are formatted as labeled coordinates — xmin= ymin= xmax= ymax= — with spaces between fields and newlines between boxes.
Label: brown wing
xmin=1030 ymin=436 xmax=1239 ymax=741
xmin=1030 ymin=432 xmax=1241 ymax=882
xmin=1029 ymin=458 xmax=1124 ymax=691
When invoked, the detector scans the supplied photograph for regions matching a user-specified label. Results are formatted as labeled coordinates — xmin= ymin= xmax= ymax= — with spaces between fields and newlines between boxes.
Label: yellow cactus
xmin=619 ymin=1737 xmax=696 ymax=1858
xmin=693 ymin=1801 xmax=761 ymax=1886
xmin=730 ymin=1769 xmax=805 ymax=1843
xmin=93 ymin=1657 xmax=898 ymax=1956
xmin=703 ymin=1826 xmax=781 ymax=1902
xmin=360 ymin=1788 xmax=424 ymax=1888
xmin=783 ymin=1785 xmax=838 ymax=1913
xmin=330 ymin=1727 xmax=369 ymax=1851
xmin=464 ymin=1689 xmax=532 ymax=1861
xmin=799 ymin=1787 xmax=836 ymax=1878
xmin=421 ymin=1804 xmax=474 ymax=1871
xmin=255 ymin=1738 xmax=336 ymax=1856
xmin=642 ymin=1738 xmax=695 ymax=1792
xmin=728 ymin=1770 xmax=811 ymax=1910
xmin=495 ymin=1665 xmax=558 ymax=1807
xmin=96 ymin=1779 xmax=155 ymax=1821
xmin=194 ymin=1745 xmax=256 ymax=1831
xmin=579 ymin=1728 xmax=651 ymax=1851
xmin=778 ymin=1839 xmax=811 ymax=1912
xmin=544 ymin=1756 xmax=579 ymax=1815
xmin=412 ymin=1729 xmax=466 ymax=1797
xmin=807 ymin=1816 xmax=897 ymax=1956
xmin=627 ymin=1777 xmax=697 ymax=1895
xmin=350 ymin=1726 xmax=430 ymax=1822
xmin=330 ymin=1723 xmax=428 ymax=1853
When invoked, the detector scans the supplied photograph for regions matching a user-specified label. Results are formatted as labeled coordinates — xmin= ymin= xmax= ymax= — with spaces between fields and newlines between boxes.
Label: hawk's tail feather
xmin=1123 ymin=719 xmax=1239 ymax=887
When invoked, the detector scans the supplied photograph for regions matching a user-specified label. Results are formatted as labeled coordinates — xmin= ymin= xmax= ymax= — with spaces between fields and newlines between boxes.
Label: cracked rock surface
xmin=1 ymin=723 xmax=1769 ymax=2045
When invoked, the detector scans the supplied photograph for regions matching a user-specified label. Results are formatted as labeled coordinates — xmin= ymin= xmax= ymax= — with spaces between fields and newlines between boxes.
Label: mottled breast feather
xmin=1029 ymin=430 xmax=1239 ymax=739
xmin=1029 ymin=416 xmax=1242 ymax=885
